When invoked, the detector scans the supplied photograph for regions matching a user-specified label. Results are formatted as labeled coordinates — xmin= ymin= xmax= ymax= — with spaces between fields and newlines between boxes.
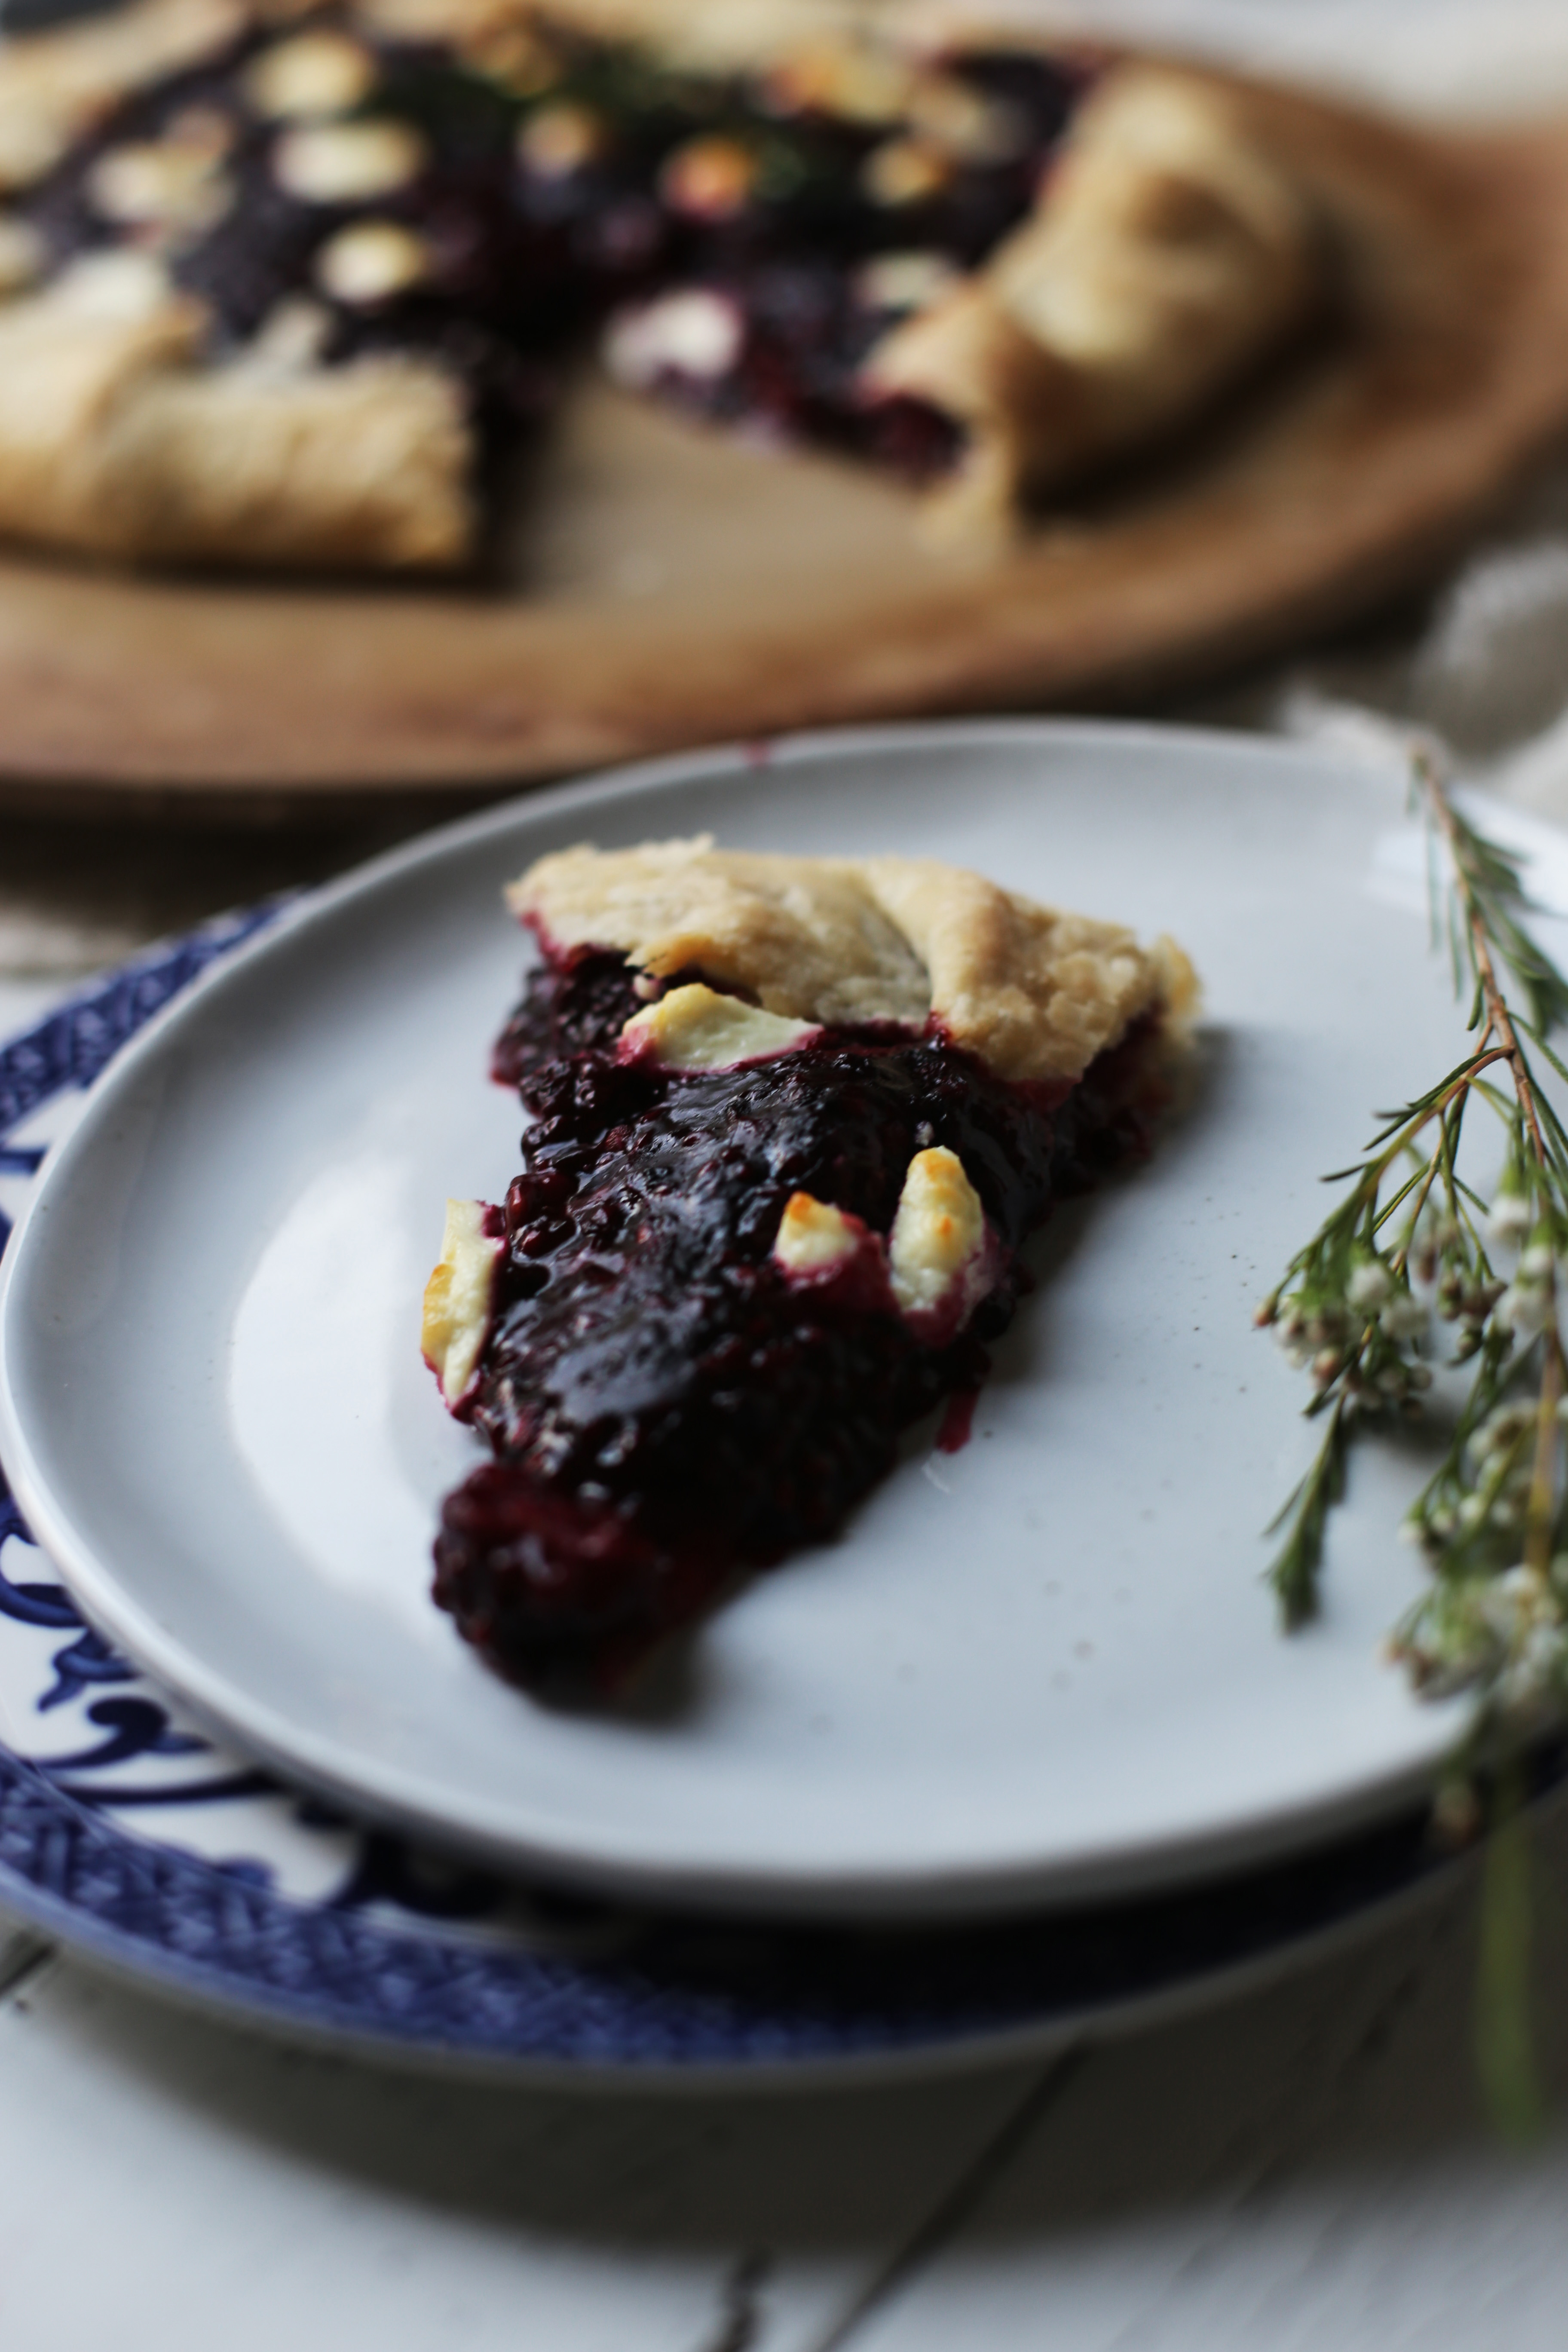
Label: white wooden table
xmin=3 ymin=1801 xmax=1568 ymax=2351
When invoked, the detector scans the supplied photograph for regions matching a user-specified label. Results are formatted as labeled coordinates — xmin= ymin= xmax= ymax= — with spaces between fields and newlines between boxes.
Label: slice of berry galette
xmin=421 ymin=838 xmax=1193 ymax=1694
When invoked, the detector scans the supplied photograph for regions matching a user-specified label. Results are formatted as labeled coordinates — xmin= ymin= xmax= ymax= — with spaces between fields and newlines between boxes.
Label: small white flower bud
xmin=1490 ymin=1194 xmax=1533 ymax=1246
xmin=1507 ymin=1286 xmax=1552 ymax=1338
xmin=1348 ymin=1262 xmax=1393 ymax=1309
xmin=1525 ymin=1619 xmax=1565 ymax=1671
xmin=1380 ymin=1292 xmax=1428 ymax=1341
xmin=1476 ymin=1402 xmax=1530 ymax=1457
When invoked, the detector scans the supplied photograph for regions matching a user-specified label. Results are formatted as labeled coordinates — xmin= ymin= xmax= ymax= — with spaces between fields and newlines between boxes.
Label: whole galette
xmin=0 ymin=0 xmax=1323 ymax=568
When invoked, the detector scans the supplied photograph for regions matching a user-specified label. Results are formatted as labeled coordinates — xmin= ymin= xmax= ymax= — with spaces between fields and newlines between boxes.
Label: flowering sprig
xmin=1258 ymin=753 xmax=1568 ymax=1740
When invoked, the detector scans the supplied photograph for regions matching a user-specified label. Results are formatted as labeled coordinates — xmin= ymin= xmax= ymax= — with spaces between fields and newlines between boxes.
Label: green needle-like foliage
xmin=1259 ymin=754 xmax=1568 ymax=1740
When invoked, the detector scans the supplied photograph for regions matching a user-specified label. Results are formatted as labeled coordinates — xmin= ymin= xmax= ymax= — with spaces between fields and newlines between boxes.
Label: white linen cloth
xmin=1225 ymin=453 xmax=1568 ymax=828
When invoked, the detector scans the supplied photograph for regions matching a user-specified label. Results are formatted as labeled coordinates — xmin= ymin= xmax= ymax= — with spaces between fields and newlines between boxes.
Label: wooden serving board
xmin=5 ymin=70 xmax=1568 ymax=818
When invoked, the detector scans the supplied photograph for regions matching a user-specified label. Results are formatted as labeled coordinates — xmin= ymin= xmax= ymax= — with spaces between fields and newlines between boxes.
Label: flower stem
xmin=1260 ymin=748 xmax=1568 ymax=1727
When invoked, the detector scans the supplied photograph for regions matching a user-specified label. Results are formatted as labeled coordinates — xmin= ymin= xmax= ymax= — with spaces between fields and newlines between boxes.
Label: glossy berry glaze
xmin=433 ymin=943 xmax=1160 ymax=1696
xmin=16 ymin=20 xmax=1084 ymax=508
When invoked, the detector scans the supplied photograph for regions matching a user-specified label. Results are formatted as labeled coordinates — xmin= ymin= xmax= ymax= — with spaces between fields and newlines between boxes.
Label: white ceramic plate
xmin=0 ymin=720 xmax=1528 ymax=1922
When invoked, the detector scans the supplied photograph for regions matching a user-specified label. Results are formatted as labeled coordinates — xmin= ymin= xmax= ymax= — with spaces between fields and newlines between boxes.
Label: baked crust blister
xmin=511 ymin=835 xmax=1194 ymax=1082
xmin=0 ymin=0 xmax=1324 ymax=571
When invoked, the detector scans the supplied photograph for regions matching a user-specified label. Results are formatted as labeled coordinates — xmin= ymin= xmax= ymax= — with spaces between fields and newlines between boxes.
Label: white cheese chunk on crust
xmin=888 ymin=1146 xmax=991 ymax=1333
xmin=603 ymin=288 xmax=743 ymax=389
xmin=274 ymin=119 xmax=427 ymax=205
xmin=773 ymin=1190 xmax=860 ymax=1278
xmin=316 ymin=219 xmax=429 ymax=306
xmin=620 ymin=981 xmax=819 ymax=1071
xmin=88 ymin=136 xmax=230 ymax=229
xmin=421 ymin=1197 xmax=502 ymax=1410
xmin=244 ymin=31 xmax=376 ymax=122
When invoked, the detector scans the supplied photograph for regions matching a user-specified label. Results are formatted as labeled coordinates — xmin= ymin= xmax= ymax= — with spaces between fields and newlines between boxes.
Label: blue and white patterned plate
xmin=0 ymin=898 xmax=1491 ymax=2080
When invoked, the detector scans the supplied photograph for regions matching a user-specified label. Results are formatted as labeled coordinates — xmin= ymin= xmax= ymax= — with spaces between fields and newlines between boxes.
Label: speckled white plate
xmin=0 ymin=721 xmax=1525 ymax=1922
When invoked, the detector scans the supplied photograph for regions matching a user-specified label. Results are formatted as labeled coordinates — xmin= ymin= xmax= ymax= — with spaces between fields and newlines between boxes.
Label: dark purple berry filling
xmin=434 ymin=944 xmax=1159 ymax=1696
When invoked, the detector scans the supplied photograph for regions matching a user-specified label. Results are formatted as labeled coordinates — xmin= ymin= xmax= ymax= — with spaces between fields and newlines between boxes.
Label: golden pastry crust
xmin=510 ymin=837 xmax=933 ymax=1031
xmin=101 ymin=347 xmax=472 ymax=567
xmin=0 ymin=255 xmax=470 ymax=566
xmin=863 ymin=62 xmax=1323 ymax=536
xmin=510 ymin=836 xmax=1188 ymax=1082
xmin=0 ymin=257 xmax=205 ymax=551
xmin=0 ymin=0 xmax=248 ymax=193
xmin=859 ymin=852 xmax=1167 ymax=1085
